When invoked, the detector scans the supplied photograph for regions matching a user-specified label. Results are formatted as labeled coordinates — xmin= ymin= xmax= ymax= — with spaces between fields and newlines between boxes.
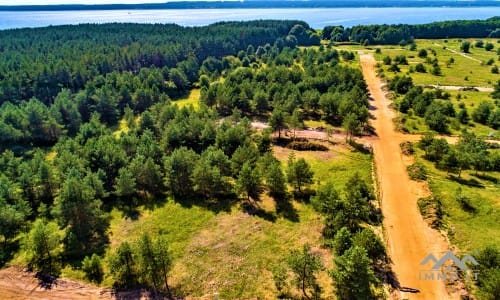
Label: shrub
xmin=461 ymin=41 xmax=471 ymax=53
xmin=407 ymin=162 xmax=427 ymax=181
xmin=415 ymin=63 xmax=426 ymax=73
xmin=400 ymin=141 xmax=414 ymax=155
xmin=418 ymin=196 xmax=443 ymax=229
xmin=475 ymin=246 xmax=500 ymax=300
xmin=455 ymin=188 xmax=476 ymax=213
xmin=286 ymin=141 xmax=329 ymax=151
xmin=394 ymin=55 xmax=408 ymax=65
xmin=388 ymin=63 xmax=400 ymax=72
xmin=82 ymin=254 xmax=104 ymax=283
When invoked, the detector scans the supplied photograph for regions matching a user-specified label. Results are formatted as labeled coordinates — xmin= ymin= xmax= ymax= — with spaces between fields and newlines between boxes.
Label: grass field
xmin=103 ymin=142 xmax=373 ymax=298
xmin=414 ymin=149 xmax=500 ymax=253
xmin=371 ymin=39 xmax=500 ymax=87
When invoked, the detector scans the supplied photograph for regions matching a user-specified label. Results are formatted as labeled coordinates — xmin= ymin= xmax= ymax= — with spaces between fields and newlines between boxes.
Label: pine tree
xmin=236 ymin=162 xmax=262 ymax=202
xmin=331 ymin=246 xmax=377 ymax=300
xmin=287 ymin=244 xmax=323 ymax=300
xmin=22 ymin=219 xmax=65 ymax=275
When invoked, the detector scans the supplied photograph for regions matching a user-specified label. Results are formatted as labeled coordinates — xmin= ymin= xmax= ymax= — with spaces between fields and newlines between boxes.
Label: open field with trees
xmin=373 ymin=38 xmax=500 ymax=87
xmin=0 ymin=17 xmax=499 ymax=300
xmin=0 ymin=21 xmax=388 ymax=299
xmin=355 ymin=39 xmax=500 ymax=138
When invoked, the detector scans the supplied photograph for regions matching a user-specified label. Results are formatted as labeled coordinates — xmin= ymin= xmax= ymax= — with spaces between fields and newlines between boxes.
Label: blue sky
xmin=0 ymin=0 xmax=230 ymax=5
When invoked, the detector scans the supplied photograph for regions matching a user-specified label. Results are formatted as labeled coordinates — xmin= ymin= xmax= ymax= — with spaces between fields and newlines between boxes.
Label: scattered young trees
xmin=418 ymin=132 xmax=499 ymax=176
xmin=324 ymin=19 xmax=500 ymax=44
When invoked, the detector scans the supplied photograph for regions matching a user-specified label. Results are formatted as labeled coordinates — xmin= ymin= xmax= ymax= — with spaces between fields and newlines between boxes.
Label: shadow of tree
xmin=160 ymin=192 xmax=238 ymax=215
xmin=35 ymin=272 xmax=58 ymax=290
xmin=274 ymin=194 xmax=300 ymax=223
xmin=241 ymin=202 xmax=277 ymax=223
xmin=448 ymin=175 xmax=484 ymax=188
xmin=472 ymin=173 xmax=498 ymax=184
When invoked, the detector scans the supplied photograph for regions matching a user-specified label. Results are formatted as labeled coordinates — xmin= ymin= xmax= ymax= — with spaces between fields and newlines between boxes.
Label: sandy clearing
xmin=421 ymin=84 xmax=494 ymax=92
xmin=0 ymin=267 xmax=114 ymax=300
xmin=360 ymin=54 xmax=457 ymax=300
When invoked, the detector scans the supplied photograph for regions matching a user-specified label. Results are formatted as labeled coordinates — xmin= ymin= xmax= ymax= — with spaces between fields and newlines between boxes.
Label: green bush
xmin=417 ymin=196 xmax=443 ymax=229
xmin=407 ymin=162 xmax=427 ymax=180
xmin=286 ymin=141 xmax=329 ymax=151
xmin=82 ymin=254 xmax=104 ymax=283
xmin=455 ymin=188 xmax=476 ymax=213
xmin=475 ymin=246 xmax=500 ymax=300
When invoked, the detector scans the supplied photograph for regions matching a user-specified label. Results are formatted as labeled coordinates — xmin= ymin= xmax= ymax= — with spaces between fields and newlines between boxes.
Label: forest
xmin=0 ymin=21 xmax=387 ymax=299
xmin=323 ymin=17 xmax=500 ymax=45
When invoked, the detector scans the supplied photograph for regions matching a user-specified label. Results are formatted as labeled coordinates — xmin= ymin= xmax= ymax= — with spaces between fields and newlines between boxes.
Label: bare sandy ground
xmin=0 ymin=267 xmax=113 ymax=300
xmin=421 ymin=84 xmax=494 ymax=92
xmin=360 ymin=54 xmax=457 ymax=300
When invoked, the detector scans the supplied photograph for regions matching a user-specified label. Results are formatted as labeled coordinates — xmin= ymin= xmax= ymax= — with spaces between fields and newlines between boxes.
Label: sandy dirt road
xmin=360 ymin=54 xmax=455 ymax=300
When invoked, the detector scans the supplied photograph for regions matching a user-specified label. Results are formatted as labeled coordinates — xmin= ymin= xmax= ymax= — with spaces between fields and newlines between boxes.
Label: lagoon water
xmin=0 ymin=7 xmax=498 ymax=30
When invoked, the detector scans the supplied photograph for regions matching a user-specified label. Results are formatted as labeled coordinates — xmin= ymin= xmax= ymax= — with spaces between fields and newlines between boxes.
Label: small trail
xmin=360 ymin=54 xmax=457 ymax=300
xmin=434 ymin=43 xmax=482 ymax=63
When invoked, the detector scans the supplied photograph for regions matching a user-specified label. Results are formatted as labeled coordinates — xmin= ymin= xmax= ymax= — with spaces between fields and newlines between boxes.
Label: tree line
xmin=323 ymin=17 xmax=500 ymax=45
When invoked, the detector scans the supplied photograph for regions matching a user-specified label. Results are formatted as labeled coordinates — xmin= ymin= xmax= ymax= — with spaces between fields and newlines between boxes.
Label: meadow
xmin=414 ymin=148 xmax=500 ymax=253
xmin=373 ymin=38 xmax=500 ymax=87
xmin=102 ymin=141 xmax=373 ymax=298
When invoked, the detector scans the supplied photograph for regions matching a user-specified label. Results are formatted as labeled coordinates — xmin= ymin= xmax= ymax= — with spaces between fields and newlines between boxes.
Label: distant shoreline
xmin=1 ymin=1 xmax=499 ymax=11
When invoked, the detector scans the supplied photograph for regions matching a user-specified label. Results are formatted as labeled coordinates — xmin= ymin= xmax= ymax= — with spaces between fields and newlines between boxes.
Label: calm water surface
xmin=0 ymin=7 xmax=498 ymax=30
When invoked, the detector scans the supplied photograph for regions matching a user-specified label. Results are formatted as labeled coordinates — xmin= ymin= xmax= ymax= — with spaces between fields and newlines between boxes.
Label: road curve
xmin=360 ymin=54 xmax=455 ymax=300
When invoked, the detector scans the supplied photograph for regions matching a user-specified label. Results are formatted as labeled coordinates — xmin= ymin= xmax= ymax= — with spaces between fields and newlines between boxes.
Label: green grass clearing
xmin=102 ymin=142 xmax=373 ymax=298
xmin=365 ymin=39 xmax=500 ymax=87
xmin=415 ymin=149 xmax=500 ymax=253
